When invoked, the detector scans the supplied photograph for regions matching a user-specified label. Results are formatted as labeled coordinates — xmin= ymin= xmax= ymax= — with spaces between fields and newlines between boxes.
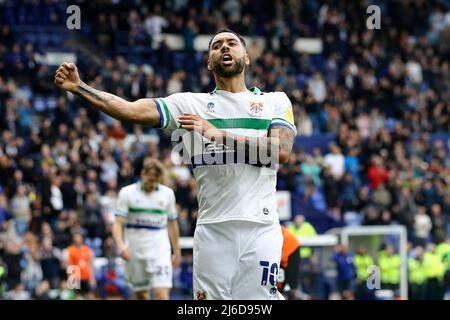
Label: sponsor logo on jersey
xmin=196 ymin=290 xmax=208 ymax=300
xmin=285 ymin=106 xmax=294 ymax=124
xmin=204 ymin=142 xmax=230 ymax=153
xmin=249 ymin=101 xmax=264 ymax=116
xmin=263 ymin=208 xmax=269 ymax=215
xmin=206 ymin=102 xmax=215 ymax=113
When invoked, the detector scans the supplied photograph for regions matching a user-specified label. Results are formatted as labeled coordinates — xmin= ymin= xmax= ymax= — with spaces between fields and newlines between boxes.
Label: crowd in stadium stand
xmin=0 ymin=0 xmax=449 ymax=299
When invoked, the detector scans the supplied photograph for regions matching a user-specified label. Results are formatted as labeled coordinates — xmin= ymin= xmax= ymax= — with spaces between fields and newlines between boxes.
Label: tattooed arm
xmin=178 ymin=113 xmax=295 ymax=164
xmin=266 ymin=125 xmax=295 ymax=164
xmin=54 ymin=62 xmax=160 ymax=127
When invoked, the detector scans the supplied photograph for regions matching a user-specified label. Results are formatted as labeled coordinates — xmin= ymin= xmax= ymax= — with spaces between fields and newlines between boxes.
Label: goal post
xmin=340 ymin=225 xmax=408 ymax=300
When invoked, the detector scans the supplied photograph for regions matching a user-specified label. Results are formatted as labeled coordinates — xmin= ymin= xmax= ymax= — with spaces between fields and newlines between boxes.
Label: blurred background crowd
xmin=0 ymin=0 xmax=449 ymax=299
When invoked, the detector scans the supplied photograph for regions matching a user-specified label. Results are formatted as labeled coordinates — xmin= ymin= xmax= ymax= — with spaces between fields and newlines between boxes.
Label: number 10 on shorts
xmin=259 ymin=261 xmax=278 ymax=286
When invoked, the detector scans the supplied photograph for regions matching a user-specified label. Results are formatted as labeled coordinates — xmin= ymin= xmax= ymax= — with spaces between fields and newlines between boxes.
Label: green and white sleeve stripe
xmin=153 ymin=98 xmax=170 ymax=128
xmin=270 ymin=117 xmax=297 ymax=135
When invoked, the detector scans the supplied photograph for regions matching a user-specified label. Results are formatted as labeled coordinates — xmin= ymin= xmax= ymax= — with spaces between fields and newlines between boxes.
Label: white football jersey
xmin=154 ymin=87 xmax=296 ymax=225
xmin=114 ymin=182 xmax=177 ymax=259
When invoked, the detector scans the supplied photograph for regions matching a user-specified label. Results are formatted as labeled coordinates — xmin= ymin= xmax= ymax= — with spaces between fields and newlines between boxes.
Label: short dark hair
xmin=208 ymin=28 xmax=246 ymax=51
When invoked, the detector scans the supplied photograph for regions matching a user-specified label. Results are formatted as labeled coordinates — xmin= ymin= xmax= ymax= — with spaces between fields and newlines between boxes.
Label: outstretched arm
xmin=54 ymin=62 xmax=161 ymax=127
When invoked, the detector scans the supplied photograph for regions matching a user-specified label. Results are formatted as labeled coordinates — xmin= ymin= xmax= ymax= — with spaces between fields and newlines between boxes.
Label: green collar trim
xmin=137 ymin=181 xmax=159 ymax=192
xmin=211 ymin=86 xmax=261 ymax=94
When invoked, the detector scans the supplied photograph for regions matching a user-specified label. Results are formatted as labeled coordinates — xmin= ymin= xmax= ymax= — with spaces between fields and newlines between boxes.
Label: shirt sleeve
xmin=153 ymin=93 xmax=190 ymax=129
xmin=270 ymin=92 xmax=297 ymax=135
xmin=166 ymin=189 xmax=178 ymax=221
xmin=114 ymin=188 xmax=128 ymax=218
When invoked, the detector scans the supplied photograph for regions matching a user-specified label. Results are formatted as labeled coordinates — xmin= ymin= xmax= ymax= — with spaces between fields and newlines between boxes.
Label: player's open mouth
xmin=222 ymin=54 xmax=233 ymax=66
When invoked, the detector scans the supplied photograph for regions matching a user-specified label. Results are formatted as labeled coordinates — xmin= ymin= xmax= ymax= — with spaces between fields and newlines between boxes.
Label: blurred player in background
xmin=54 ymin=28 xmax=295 ymax=300
xmin=112 ymin=158 xmax=180 ymax=300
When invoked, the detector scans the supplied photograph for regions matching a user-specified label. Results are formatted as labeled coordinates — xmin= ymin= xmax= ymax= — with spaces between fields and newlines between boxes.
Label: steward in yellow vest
xmin=424 ymin=244 xmax=445 ymax=300
xmin=408 ymin=246 xmax=426 ymax=300
xmin=378 ymin=245 xmax=400 ymax=292
xmin=354 ymin=245 xmax=375 ymax=299
xmin=288 ymin=215 xmax=317 ymax=259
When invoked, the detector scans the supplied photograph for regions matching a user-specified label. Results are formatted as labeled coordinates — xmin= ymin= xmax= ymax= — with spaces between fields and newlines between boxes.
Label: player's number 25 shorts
xmin=125 ymin=255 xmax=173 ymax=292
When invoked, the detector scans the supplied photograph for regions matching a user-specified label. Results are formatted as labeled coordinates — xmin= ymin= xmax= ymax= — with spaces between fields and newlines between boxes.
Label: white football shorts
xmin=193 ymin=220 xmax=284 ymax=300
xmin=125 ymin=254 xmax=173 ymax=292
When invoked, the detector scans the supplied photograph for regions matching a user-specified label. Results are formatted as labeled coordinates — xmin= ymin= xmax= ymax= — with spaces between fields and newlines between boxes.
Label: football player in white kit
xmin=112 ymin=158 xmax=180 ymax=300
xmin=54 ymin=28 xmax=296 ymax=300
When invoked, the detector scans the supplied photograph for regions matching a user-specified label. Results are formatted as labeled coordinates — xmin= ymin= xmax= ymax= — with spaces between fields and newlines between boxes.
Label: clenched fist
xmin=54 ymin=62 xmax=80 ymax=92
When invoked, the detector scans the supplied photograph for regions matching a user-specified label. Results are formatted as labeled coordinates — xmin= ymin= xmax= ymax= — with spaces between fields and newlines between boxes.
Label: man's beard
xmin=212 ymin=57 xmax=245 ymax=78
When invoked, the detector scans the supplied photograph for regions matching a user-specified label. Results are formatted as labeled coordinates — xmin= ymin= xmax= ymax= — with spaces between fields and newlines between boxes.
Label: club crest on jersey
xmin=249 ymin=101 xmax=264 ymax=116
xmin=269 ymin=287 xmax=278 ymax=296
xmin=206 ymin=102 xmax=215 ymax=113
xmin=196 ymin=290 xmax=208 ymax=300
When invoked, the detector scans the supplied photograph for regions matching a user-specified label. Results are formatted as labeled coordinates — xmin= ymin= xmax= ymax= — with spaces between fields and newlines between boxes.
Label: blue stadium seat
xmin=173 ymin=52 xmax=187 ymax=70
xmin=86 ymin=237 xmax=103 ymax=257
xmin=310 ymin=55 xmax=325 ymax=72
xmin=32 ymin=96 xmax=46 ymax=112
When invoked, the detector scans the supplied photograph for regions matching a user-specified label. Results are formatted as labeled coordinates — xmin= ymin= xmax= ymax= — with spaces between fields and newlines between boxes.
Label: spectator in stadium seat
xmin=53 ymin=220 xmax=72 ymax=250
xmin=429 ymin=204 xmax=447 ymax=244
xmin=296 ymin=108 xmax=313 ymax=136
xmin=179 ymin=251 xmax=193 ymax=297
xmin=397 ymin=187 xmax=418 ymax=230
xmin=16 ymin=97 xmax=32 ymax=136
xmin=144 ymin=4 xmax=169 ymax=42
xmin=57 ymin=280 xmax=76 ymax=300
xmin=340 ymin=172 xmax=359 ymax=213
xmin=39 ymin=237 xmax=62 ymax=289
xmin=367 ymin=156 xmax=389 ymax=190
xmin=66 ymin=232 xmax=96 ymax=299
xmin=371 ymin=183 xmax=392 ymax=211
xmin=3 ymin=240 xmax=23 ymax=291
xmin=83 ymin=192 xmax=104 ymax=240
xmin=21 ymin=238 xmax=42 ymax=292
xmin=49 ymin=175 xmax=64 ymax=219
xmin=307 ymin=71 xmax=326 ymax=104
xmin=97 ymin=260 xmax=129 ymax=300
xmin=32 ymin=64 xmax=54 ymax=96
xmin=323 ymin=143 xmax=345 ymax=180
xmin=32 ymin=279 xmax=52 ymax=300
xmin=301 ymin=155 xmax=321 ymax=187
xmin=5 ymin=43 xmax=24 ymax=75
xmin=344 ymin=148 xmax=360 ymax=185
xmin=177 ymin=207 xmax=193 ymax=237
xmin=413 ymin=206 xmax=432 ymax=248
xmin=4 ymin=283 xmax=31 ymax=300
xmin=322 ymin=166 xmax=340 ymax=209
xmin=11 ymin=185 xmax=31 ymax=236
xmin=0 ymin=193 xmax=12 ymax=231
